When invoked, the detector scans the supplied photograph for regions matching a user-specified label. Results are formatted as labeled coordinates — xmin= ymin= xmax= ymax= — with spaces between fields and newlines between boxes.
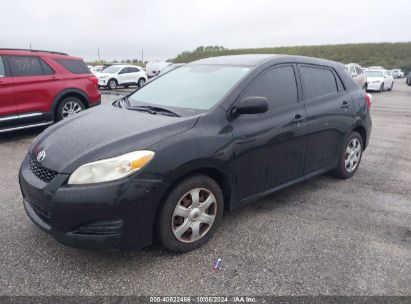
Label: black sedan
xmin=19 ymin=54 xmax=372 ymax=252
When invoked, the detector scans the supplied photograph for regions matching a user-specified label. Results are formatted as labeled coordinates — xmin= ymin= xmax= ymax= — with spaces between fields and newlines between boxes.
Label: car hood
xmin=29 ymin=105 xmax=198 ymax=173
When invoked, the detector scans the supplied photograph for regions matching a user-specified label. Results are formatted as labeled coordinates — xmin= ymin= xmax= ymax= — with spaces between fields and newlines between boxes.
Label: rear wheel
xmin=388 ymin=82 xmax=393 ymax=91
xmin=332 ymin=131 xmax=363 ymax=179
xmin=156 ymin=175 xmax=224 ymax=252
xmin=107 ymin=79 xmax=117 ymax=90
xmin=56 ymin=96 xmax=85 ymax=121
xmin=379 ymin=83 xmax=384 ymax=93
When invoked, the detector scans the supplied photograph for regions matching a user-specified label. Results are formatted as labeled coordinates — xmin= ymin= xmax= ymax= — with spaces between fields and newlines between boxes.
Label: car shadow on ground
xmin=0 ymin=126 xmax=47 ymax=145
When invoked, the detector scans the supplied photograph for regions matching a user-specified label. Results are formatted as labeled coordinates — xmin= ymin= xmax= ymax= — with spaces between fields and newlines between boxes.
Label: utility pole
xmin=98 ymin=48 xmax=101 ymax=62
xmin=141 ymin=49 xmax=144 ymax=64
xmin=29 ymin=43 xmax=32 ymax=50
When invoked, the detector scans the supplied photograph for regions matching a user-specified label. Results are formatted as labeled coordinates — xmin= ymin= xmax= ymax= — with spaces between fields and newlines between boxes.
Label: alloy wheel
xmin=109 ymin=80 xmax=117 ymax=90
xmin=61 ymin=101 xmax=83 ymax=119
xmin=345 ymin=138 xmax=362 ymax=173
xmin=171 ymin=188 xmax=217 ymax=243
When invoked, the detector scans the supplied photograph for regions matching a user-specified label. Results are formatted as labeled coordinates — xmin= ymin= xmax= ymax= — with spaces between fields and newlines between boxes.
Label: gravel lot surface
xmin=0 ymin=80 xmax=410 ymax=296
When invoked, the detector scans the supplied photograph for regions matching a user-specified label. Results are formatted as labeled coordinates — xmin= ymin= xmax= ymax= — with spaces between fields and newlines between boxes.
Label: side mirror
xmin=231 ymin=96 xmax=269 ymax=116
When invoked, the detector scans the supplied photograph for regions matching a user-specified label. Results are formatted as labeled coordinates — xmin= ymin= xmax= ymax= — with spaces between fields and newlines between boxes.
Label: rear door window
xmin=355 ymin=67 xmax=363 ymax=74
xmin=55 ymin=59 xmax=90 ymax=74
xmin=7 ymin=56 xmax=44 ymax=77
xmin=299 ymin=65 xmax=338 ymax=100
xmin=129 ymin=67 xmax=140 ymax=73
xmin=243 ymin=65 xmax=298 ymax=111
xmin=0 ymin=57 xmax=5 ymax=77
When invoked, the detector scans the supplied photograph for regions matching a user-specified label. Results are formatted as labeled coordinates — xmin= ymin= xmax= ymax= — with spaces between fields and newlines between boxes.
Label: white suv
xmin=97 ymin=65 xmax=147 ymax=90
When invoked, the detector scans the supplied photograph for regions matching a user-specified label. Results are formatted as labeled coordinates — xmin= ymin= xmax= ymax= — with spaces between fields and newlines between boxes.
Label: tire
xmin=379 ymin=83 xmax=384 ymax=93
xmin=56 ymin=96 xmax=85 ymax=121
xmin=137 ymin=78 xmax=146 ymax=88
xmin=107 ymin=79 xmax=117 ymax=90
xmin=388 ymin=82 xmax=393 ymax=91
xmin=363 ymin=83 xmax=367 ymax=92
xmin=331 ymin=131 xmax=363 ymax=179
xmin=156 ymin=175 xmax=224 ymax=252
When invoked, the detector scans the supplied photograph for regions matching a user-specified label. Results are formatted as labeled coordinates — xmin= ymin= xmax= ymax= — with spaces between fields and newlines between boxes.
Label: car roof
xmin=365 ymin=69 xmax=384 ymax=73
xmin=188 ymin=54 xmax=344 ymax=68
xmin=0 ymin=48 xmax=81 ymax=60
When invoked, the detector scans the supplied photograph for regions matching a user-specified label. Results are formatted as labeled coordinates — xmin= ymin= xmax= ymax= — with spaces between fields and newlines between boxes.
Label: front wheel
xmin=156 ymin=175 xmax=224 ymax=252
xmin=107 ymin=79 xmax=117 ymax=90
xmin=332 ymin=131 xmax=363 ymax=179
xmin=379 ymin=83 xmax=384 ymax=93
xmin=137 ymin=78 xmax=146 ymax=88
xmin=388 ymin=82 xmax=394 ymax=91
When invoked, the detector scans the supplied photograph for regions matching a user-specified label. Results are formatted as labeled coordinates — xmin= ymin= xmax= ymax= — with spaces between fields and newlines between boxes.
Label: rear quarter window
xmin=55 ymin=59 xmax=90 ymax=74
xmin=299 ymin=65 xmax=338 ymax=100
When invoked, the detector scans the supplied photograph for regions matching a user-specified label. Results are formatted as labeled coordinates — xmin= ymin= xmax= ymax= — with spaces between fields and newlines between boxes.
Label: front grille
xmin=29 ymin=155 xmax=58 ymax=183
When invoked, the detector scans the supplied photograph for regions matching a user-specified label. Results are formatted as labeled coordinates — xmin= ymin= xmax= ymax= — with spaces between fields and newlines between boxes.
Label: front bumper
xmin=367 ymin=82 xmax=383 ymax=91
xmin=19 ymin=154 xmax=163 ymax=250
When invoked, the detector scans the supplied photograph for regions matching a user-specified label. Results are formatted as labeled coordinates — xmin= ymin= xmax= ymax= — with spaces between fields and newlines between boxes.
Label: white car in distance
xmin=346 ymin=63 xmax=367 ymax=90
xmin=364 ymin=69 xmax=394 ymax=92
xmin=97 ymin=65 xmax=147 ymax=90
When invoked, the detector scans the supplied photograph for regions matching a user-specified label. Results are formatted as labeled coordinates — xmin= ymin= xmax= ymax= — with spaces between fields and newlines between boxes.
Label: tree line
xmin=171 ymin=43 xmax=411 ymax=72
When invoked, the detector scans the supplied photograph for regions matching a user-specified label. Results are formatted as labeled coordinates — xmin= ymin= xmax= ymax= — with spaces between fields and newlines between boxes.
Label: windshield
xmin=365 ymin=71 xmax=383 ymax=77
xmin=128 ymin=65 xmax=250 ymax=110
xmin=103 ymin=66 xmax=122 ymax=73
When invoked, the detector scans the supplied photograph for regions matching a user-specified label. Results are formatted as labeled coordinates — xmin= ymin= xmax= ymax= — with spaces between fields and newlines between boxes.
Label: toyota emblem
xmin=37 ymin=151 xmax=46 ymax=162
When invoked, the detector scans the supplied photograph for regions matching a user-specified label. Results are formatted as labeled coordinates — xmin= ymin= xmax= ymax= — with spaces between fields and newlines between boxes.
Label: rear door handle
xmin=292 ymin=114 xmax=306 ymax=123
xmin=341 ymin=101 xmax=350 ymax=108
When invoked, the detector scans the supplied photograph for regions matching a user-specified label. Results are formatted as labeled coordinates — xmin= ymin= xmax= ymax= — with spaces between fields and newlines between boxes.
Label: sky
xmin=1 ymin=0 xmax=410 ymax=62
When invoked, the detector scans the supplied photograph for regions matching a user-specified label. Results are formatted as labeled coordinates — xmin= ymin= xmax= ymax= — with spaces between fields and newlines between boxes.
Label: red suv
xmin=0 ymin=49 xmax=101 ymax=133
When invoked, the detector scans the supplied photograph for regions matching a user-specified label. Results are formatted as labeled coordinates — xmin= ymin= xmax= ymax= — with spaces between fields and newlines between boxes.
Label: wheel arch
xmin=352 ymin=125 xmax=367 ymax=151
xmin=52 ymin=88 xmax=90 ymax=121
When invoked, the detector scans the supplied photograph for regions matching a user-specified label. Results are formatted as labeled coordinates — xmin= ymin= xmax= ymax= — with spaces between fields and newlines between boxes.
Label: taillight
xmin=89 ymin=76 xmax=98 ymax=87
xmin=365 ymin=93 xmax=372 ymax=108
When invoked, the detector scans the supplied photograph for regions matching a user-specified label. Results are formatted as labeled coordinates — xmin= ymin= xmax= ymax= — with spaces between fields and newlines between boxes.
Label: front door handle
xmin=292 ymin=114 xmax=306 ymax=123
xmin=341 ymin=101 xmax=350 ymax=108
xmin=50 ymin=76 xmax=58 ymax=81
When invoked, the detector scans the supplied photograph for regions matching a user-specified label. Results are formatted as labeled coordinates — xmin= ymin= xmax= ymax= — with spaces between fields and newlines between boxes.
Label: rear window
xmin=55 ymin=59 xmax=90 ymax=74
xmin=299 ymin=65 xmax=338 ymax=100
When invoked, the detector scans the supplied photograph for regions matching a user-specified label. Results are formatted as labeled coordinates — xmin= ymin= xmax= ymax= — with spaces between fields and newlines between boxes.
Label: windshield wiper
xmin=125 ymin=105 xmax=181 ymax=117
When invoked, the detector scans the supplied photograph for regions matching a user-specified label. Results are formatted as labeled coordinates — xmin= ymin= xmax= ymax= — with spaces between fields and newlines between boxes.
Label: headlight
xmin=68 ymin=151 xmax=154 ymax=185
